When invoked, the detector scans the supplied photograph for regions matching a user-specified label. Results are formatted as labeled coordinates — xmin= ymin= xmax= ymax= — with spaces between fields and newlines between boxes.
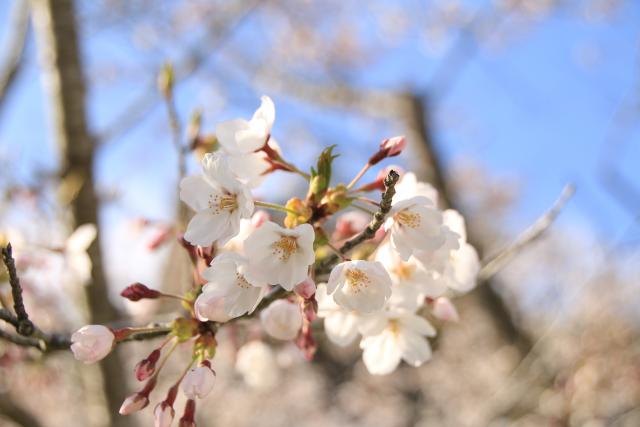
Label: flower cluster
xmin=68 ymin=96 xmax=479 ymax=425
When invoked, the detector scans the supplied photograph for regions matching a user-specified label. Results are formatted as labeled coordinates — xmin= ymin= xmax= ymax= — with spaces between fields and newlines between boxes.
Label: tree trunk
xmin=29 ymin=1 xmax=135 ymax=426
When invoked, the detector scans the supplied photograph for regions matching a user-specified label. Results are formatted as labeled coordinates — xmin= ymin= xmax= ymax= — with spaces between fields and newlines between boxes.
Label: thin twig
xmin=479 ymin=184 xmax=576 ymax=281
xmin=0 ymin=308 xmax=18 ymax=328
xmin=2 ymin=244 xmax=34 ymax=335
xmin=316 ymin=170 xmax=399 ymax=274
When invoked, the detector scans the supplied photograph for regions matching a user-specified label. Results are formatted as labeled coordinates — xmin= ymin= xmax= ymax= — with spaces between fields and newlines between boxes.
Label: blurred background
xmin=0 ymin=0 xmax=639 ymax=426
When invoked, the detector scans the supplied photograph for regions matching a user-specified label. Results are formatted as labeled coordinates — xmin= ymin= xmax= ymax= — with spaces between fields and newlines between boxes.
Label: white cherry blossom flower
xmin=216 ymin=96 xmax=275 ymax=154
xmin=360 ymin=311 xmax=436 ymax=375
xmin=375 ymin=241 xmax=444 ymax=307
xmin=197 ymin=253 xmax=269 ymax=319
xmin=244 ymin=221 xmax=315 ymax=291
xmin=417 ymin=209 xmax=479 ymax=293
xmin=70 ymin=325 xmax=115 ymax=364
xmin=394 ymin=172 xmax=439 ymax=206
xmin=235 ymin=340 xmax=280 ymax=390
xmin=385 ymin=196 xmax=447 ymax=261
xmin=221 ymin=210 xmax=270 ymax=254
xmin=316 ymin=284 xmax=386 ymax=346
xmin=260 ymin=299 xmax=303 ymax=340
xmin=180 ymin=152 xmax=254 ymax=246
xmin=194 ymin=292 xmax=231 ymax=323
xmin=326 ymin=260 xmax=392 ymax=314
xmin=215 ymin=96 xmax=277 ymax=187
xmin=182 ymin=364 xmax=216 ymax=399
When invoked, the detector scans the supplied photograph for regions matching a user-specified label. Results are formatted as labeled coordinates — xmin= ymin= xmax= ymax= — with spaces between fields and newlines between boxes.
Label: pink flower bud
xmin=70 ymin=325 xmax=115 ymax=364
xmin=380 ymin=136 xmax=406 ymax=157
xmin=134 ymin=348 xmax=161 ymax=381
xmin=182 ymin=363 xmax=216 ymax=399
xmin=194 ymin=293 xmax=231 ymax=323
xmin=333 ymin=211 xmax=370 ymax=240
xmin=295 ymin=324 xmax=317 ymax=361
xmin=120 ymin=282 xmax=161 ymax=302
xmin=432 ymin=297 xmax=460 ymax=322
xmin=119 ymin=392 xmax=149 ymax=415
xmin=178 ymin=399 xmax=196 ymax=427
xmin=251 ymin=210 xmax=270 ymax=228
xmin=147 ymin=226 xmax=173 ymax=251
xmin=154 ymin=402 xmax=175 ymax=427
xmin=368 ymin=136 xmax=407 ymax=165
xmin=260 ymin=300 xmax=303 ymax=341
xmin=294 ymin=277 xmax=316 ymax=299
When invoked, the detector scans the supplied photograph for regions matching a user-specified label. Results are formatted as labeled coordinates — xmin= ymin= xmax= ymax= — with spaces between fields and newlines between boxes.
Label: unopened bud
xmin=368 ymin=136 xmax=407 ymax=165
xmin=147 ymin=226 xmax=173 ymax=251
xmin=158 ymin=63 xmax=174 ymax=98
xmin=135 ymin=348 xmax=161 ymax=381
xmin=333 ymin=211 xmax=370 ymax=240
xmin=119 ymin=392 xmax=149 ymax=415
xmin=154 ymin=402 xmax=175 ymax=427
xmin=182 ymin=362 xmax=216 ymax=399
xmin=70 ymin=325 xmax=115 ymax=364
xmin=120 ymin=283 xmax=161 ymax=302
xmin=294 ymin=277 xmax=316 ymax=299
xmin=432 ymin=297 xmax=460 ymax=322
xmin=260 ymin=300 xmax=303 ymax=340
xmin=194 ymin=293 xmax=230 ymax=323
xmin=178 ymin=399 xmax=196 ymax=427
xmin=357 ymin=165 xmax=404 ymax=192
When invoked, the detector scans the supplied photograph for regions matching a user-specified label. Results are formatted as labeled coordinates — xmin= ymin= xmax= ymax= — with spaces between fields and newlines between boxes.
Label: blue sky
xmin=1 ymin=0 xmax=639 ymax=254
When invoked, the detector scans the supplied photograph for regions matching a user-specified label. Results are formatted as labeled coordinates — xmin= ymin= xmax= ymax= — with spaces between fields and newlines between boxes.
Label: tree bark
xmin=29 ymin=1 xmax=134 ymax=426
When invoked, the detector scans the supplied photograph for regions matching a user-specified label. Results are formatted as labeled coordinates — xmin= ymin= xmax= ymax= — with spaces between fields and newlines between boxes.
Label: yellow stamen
xmin=345 ymin=268 xmax=371 ymax=294
xmin=395 ymin=209 xmax=421 ymax=228
xmin=271 ymin=236 xmax=298 ymax=261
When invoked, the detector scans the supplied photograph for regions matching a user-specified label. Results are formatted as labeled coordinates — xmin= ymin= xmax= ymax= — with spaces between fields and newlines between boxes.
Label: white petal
xmin=324 ymin=311 xmax=360 ymax=346
xmin=399 ymin=331 xmax=432 ymax=367
xmin=183 ymin=211 xmax=231 ymax=246
xmin=399 ymin=313 xmax=436 ymax=337
xmin=449 ymin=243 xmax=480 ymax=293
xmin=180 ymin=175 xmax=216 ymax=212
xmin=361 ymin=332 xmax=402 ymax=375
xmin=216 ymin=119 xmax=250 ymax=153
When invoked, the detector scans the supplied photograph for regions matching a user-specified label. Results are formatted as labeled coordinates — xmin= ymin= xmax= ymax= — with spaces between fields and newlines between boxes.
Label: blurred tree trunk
xmin=29 ymin=1 xmax=135 ymax=426
xmin=399 ymin=92 xmax=532 ymax=355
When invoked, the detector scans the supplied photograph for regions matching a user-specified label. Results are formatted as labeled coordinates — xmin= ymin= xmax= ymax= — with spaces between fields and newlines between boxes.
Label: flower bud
xmin=432 ymin=297 xmax=460 ymax=322
xmin=235 ymin=341 xmax=279 ymax=390
xmin=182 ymin=362 xmax=216 ymax=399
xmin=294 ymin=277 xmax=316 ymax=300
xmin=154 ymin=402 xmax=175 ymax=427
xmin=119 ymin=392 xmax=149 ymax=415
xmin=178 ymin=399 xmax=196 ymax=427
xmin=357 ymin=165 xmax=404 ymax=192
xmin=70 ymin=325 xmax=115 ymax=364
xmin=194 ymin=293 xmax=231 ymax=323
xmin=147 ymin=226 xmax=173 ymax=251
xmin=333 ymin=211 xmax=370 ymax=240
xmin=120 ymin=282 xmax=161 ymax=302
xmin=260 ymin=300 xmax=303 ymax=340
xmin=381 ymin=136 xmax=406 ymax=156
xmin=368 ymin=136 xmax=407 ymax=165
xmin=135 ymin=348 xmax=161 ymax=381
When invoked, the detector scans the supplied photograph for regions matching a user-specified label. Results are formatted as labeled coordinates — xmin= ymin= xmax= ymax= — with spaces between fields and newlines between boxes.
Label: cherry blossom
xmin=326 ymin=260 xmax=392 ymax=314
xmin=182 ymin=363 xmax=216 ymax=399
xmin=180 ymin=152 xmax=254 ymax=246
xmin=70 ymin=325 xmax=115 ymax=364
xmin=360 ymin=311 xmax=436 ymax=375
xmin=260 ymin=299 xmax=303 ymax=340
xmin=244 ymin=221 xmax=315 ymax=290
xmin=196 ymin=252 xmax=268 ymax=319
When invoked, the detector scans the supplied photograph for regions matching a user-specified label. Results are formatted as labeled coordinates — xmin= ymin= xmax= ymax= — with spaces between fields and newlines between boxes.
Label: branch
xmin=479 ymin=184 xmax=575 ymax=281
xmin=2 ymin=244 xmax=34 ymax=335
xmin=316 ymin=169 xmax=400 ymax=274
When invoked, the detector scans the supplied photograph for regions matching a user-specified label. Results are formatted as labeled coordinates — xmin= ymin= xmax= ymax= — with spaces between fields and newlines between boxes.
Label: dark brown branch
xmin=0 ymin=308 xmax=18 ymax=328
xmin=2 ymin=244 xmax=34 ymax=335
xmin=316 ymin=169 xmax=400 ymax=274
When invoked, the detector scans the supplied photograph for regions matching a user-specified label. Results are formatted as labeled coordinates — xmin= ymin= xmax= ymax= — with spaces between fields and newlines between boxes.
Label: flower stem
xmin=346 ymin=163 xmax=371 ymax=190
xmin=255 ymin=201 xmax=299 ymax=216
